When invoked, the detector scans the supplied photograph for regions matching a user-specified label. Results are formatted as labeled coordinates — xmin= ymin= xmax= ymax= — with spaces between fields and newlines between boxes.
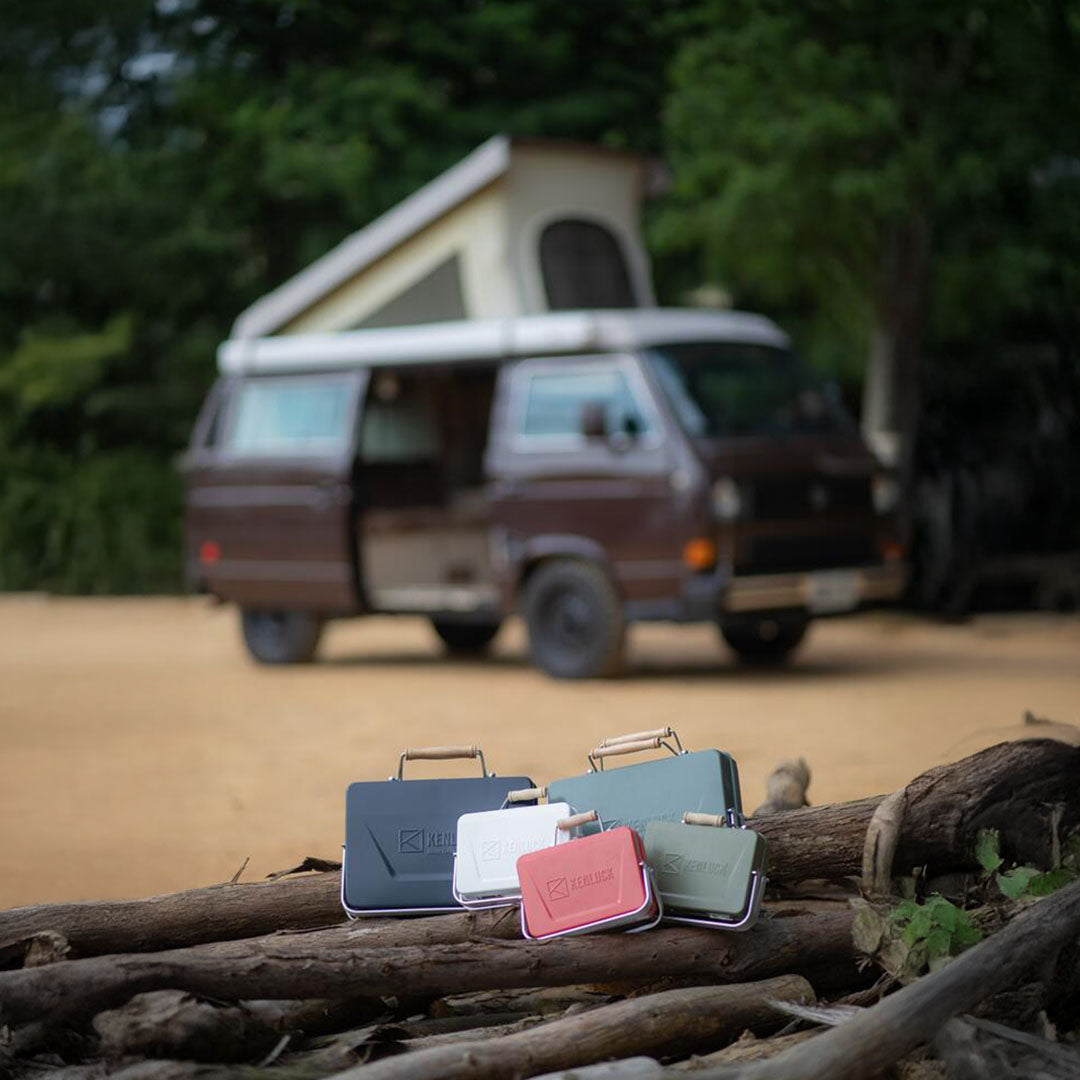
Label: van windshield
xmin=646 ymin=342 xmax=850 ymax=439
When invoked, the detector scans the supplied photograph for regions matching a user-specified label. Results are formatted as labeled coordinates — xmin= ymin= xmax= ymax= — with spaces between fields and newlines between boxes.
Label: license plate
xmin=805 ymin=570 xmax=859 ymax=613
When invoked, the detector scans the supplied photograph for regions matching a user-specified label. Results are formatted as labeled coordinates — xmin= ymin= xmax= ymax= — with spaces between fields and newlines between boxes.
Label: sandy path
xmin=0 ymin=596 xmax=1077 ymax=908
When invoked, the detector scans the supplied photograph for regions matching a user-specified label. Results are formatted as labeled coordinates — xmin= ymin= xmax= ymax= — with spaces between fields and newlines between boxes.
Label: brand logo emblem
xmin=546 ymin=877 xmax=570 ymax=900
xmin=481 ymin=840 xmax=500 ymax=861
xmin=662 ymin=853 xmax=683 ymax=874
xmin=398 ymin=828 xmax=424 ymax=854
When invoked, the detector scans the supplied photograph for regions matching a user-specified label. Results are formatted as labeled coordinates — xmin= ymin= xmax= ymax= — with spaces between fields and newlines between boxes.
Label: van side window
xmin=226 ymin=376 xmax=353 ymax=456
xmin=520 ymin=367 xmax=651 ymax=443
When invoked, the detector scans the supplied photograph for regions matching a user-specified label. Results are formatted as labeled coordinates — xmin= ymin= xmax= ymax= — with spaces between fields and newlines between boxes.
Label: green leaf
xmin=902 ymin=908 xmax=934 ymax=945
xmin=888 ymin=900 xmax=918 ymax=925
xmin=925 ymin=895 xmax=959 ymax=932
xmin=951 ymin=916 xmax=983 ymax=949
xmin=975 ymin=830 xmax=1004 ymax=874
xmin=924 ymin=927 xmax=952 ymax=961
xmin=1027 ymin=868 xmax=1077 ymax=897
xmin=996 ymin=866 xmax=1041 ymax=900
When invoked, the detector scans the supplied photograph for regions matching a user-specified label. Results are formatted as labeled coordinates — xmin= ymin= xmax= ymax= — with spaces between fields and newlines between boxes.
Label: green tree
xmin=656 ymin=0 xmax=1080 ymax=473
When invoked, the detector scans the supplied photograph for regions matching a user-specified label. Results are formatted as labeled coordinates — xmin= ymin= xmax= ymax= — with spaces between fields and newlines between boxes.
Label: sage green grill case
xmin=643 ymin=817 xmax=766 ymax=930
xmin=547 ymin=730 xmax=744 ymax=835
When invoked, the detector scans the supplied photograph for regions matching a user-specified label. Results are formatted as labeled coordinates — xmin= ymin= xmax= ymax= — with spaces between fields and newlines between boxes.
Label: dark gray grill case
xmin=341 ymin=746 xmax=533 ymax=916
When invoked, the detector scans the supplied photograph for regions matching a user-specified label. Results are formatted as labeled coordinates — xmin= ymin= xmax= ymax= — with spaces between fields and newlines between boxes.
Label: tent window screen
xmin=540 ymin=219 xmax=636 ymax=310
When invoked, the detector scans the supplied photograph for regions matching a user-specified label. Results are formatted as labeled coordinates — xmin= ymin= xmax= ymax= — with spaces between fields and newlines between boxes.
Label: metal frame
xmin=659 ymin=869 xmax=766 ymax=933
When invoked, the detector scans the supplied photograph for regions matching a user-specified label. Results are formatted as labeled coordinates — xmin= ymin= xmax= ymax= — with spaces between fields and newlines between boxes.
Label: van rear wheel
xmin=240 ymin=609 xmax=323 ymax=665
xmin=523 ymin=559 xmax=625 ymax=679
xmin=720 ymin=615 xmax=809 ymax=665
xmin=431 ymin=618 xmax=502 ymax=655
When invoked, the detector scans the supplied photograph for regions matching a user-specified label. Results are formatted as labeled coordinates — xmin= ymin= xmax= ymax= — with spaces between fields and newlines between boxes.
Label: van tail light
xmin=199 ymin=540 xmax=221 ymax=565
xmin=683 ymin=538 xmax=716 ymax=572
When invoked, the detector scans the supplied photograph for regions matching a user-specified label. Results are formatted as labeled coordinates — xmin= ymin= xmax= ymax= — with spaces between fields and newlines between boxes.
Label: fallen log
xmin=324 ymin=975 xmax=815 ymax=1080
xmin=0 ymin=872 xmax=343 ymax=964
xmin=693 ymin=878 xmax=1080 ymax=1080
xmin=676 ymin=1031 xmax=818 ymax=1069
xmin=756 ymin=738 xmax=1080 ymax=884
xmin=0 ymin=911 xmax=853 ymax=1026
xmin=92 ymin=990 xmax=280 ymax=1062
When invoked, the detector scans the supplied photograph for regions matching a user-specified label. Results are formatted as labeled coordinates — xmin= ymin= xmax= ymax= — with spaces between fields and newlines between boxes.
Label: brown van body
xmin=182 ymin=311 xmax=905 ymax=676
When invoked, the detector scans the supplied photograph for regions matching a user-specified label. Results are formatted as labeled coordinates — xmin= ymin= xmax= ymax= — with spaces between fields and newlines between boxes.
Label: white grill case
xmin=453 ymin=799 xmax=571 ymax=909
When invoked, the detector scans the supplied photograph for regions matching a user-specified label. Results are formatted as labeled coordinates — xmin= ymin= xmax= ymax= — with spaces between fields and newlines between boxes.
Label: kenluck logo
xmin=398 ymin=828 xmax=424 ymax=854
xmin=481 ymin=840 xmax=500 ymax=861
xmin=546 ymin=877 xmax=570 ymax=901
xmin=662 ymin=853 xmax=684 ymax=874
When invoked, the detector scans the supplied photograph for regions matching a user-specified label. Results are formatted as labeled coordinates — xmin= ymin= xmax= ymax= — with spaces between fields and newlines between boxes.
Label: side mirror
xmin=580 ymin=401 xmax=609 ymax=440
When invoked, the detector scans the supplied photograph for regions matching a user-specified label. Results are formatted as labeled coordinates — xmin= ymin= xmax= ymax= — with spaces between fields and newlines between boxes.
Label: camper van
xmin=181 ymin=309 xmax=906 ymax=678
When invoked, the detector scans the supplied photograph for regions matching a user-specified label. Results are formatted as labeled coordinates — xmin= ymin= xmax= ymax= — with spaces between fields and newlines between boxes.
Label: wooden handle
xmin=590 ymin=737 xmax=664 ymax=759
xmin=397 ymin=745 xmax=487 ymax=779
xmin=601 ymin=728 xmax=674 ymax=747
xmin=683 ymin=811 xmax=726 ymax=828
xmin=557 ymin=810 xmax=598 ymax=831
xmin=507 ymin=787 xmax=546 ymax=803
xmin=403 ymin=746 xmax=479 ymax=761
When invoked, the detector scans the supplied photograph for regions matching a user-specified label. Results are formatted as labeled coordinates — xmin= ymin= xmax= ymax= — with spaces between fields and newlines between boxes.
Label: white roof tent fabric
xmin=230 ymin=135 xmax=660 ymax=340
xmin=218 ymin=309 xmax=790 ymax=375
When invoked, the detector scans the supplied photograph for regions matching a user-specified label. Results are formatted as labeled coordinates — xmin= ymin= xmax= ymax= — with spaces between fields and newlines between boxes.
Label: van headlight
xmin=711 ymin=477 xmax=744 ymax=522
xmin=872 ymin=474 xmax=901 ymax=514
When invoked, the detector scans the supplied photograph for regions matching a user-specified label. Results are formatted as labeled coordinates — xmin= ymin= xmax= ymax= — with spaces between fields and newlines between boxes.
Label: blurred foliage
xmin=0 ymin=0 xmax=675 ymax=591
xmin=0 ymin=0 xmax=1077 ymax=592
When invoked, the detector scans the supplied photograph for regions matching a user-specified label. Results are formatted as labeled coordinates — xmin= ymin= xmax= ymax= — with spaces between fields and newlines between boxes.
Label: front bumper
xmin=723 ymin=561 xmax=907 ymax=615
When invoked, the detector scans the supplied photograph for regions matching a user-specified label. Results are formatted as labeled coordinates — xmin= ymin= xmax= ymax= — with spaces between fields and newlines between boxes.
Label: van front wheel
xmin=523 ymin=560 xmax=625 ymax=679
xmin=719 ymin=615 xmax=809 ymax=665
xmin=431 ymin=618 xmax=502 ymax=655
xmin=240 ymin=609 xmax=323 ymax=665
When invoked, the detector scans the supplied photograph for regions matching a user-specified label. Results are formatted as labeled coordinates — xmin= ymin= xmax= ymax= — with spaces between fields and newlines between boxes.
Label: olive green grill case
xmin=643 ymin=812 xmax=766 ymax=931
xmin=547 ymin=728 xmax=744 ymax=836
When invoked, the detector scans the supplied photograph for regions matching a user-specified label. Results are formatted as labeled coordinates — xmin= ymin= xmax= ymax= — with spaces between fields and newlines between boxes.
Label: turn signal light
xmin=199 ymin=540 xmax=221 ymax=565
xmin=683 ymin=537 xmax=717 ymax=571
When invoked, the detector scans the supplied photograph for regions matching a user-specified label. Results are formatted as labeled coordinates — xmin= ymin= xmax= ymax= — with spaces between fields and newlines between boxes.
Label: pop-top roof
xmin=218 ymin=308 xmax=790 ymax=375
xmin=230 ymin=135 xmax=654 ymax=340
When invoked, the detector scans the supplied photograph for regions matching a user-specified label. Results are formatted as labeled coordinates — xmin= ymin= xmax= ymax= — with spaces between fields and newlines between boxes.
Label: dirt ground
xmin=1 ymin=596 xmax=1078 ymax=910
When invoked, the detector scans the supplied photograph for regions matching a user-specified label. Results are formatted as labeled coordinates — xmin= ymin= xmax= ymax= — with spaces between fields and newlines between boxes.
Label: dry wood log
xmin=692 ymin=877 xmax=1080 ymax=1080
xmin=0 ymin=910 xmax=852 ymax=1026
xmin=756 ymin=738 xmax=1080 ymax=884
xmin=242 ymin=995 xmax=387 ymax=1037
xmin=676 ymin=1031 xmax=819 ymax=1069
xmin=324 ymin=975 xmax=815 ymax=1080
xmin=0 ymin=872 xmax=343 ymax=965
xmin=92 ymin=990 xmax=280 ymax=1062
xmin=90 ymin=907 xmax=521 ymax=970
xmin=531 ymin=1062 xmax=666 ymax=1080
xmin=431 ymin=987 xmax=615 ymax=1018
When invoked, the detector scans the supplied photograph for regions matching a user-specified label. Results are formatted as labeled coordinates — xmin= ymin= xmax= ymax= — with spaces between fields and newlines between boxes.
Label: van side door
xmin=486 ymin=355 xmax=695 ymax=611
xmin=182 ymin=370 xmax=367 ymax=612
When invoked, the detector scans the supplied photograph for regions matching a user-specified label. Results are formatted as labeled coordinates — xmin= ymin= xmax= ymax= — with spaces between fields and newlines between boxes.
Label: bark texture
xmin=0 ymin=911 xmax=853 ymax=1025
